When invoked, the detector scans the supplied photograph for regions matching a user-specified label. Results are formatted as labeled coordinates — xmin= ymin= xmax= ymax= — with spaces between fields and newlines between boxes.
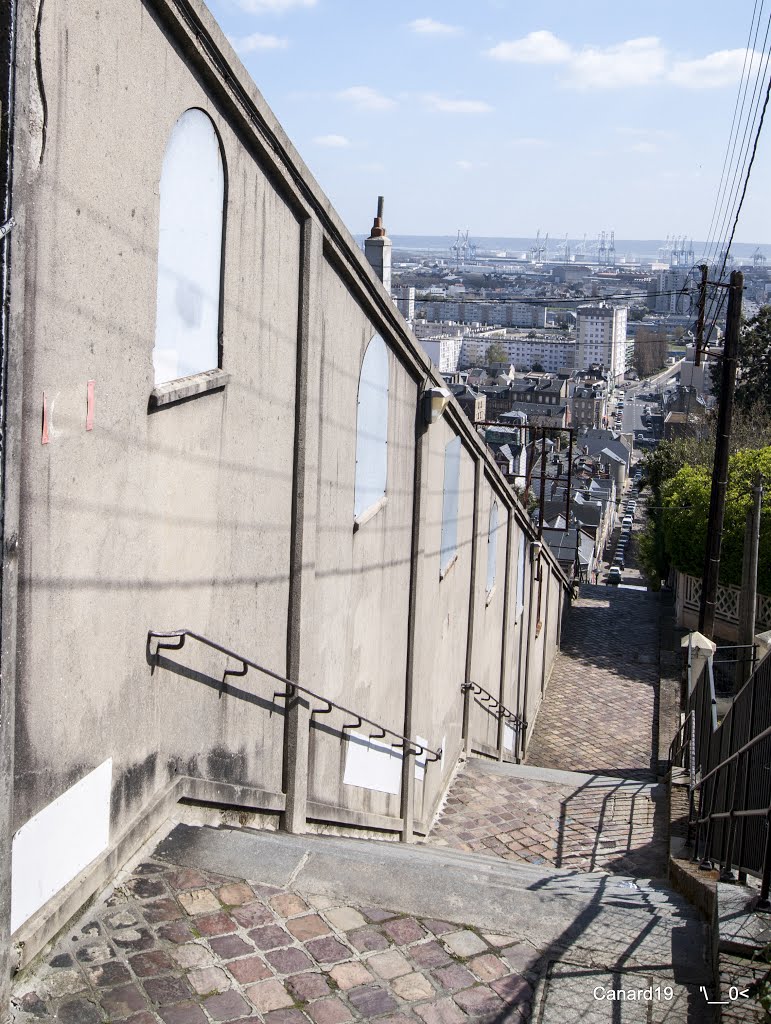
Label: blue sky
xmin=207 ymin=0 xmax=771 ymax=245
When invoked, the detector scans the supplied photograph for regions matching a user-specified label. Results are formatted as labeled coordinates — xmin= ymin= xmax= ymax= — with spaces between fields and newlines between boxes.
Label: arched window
xmin=353 ymin=335 xmax=389 ymax=521
xmin=440 ymin=436 xmax=462 ymax=576
xmin=516 ymin=533 xmax=526 ymax=620
xmin=486 ymin=500 xmax=499 ymax=595
xmin=153 ymin=109 xmax=225 ymax=386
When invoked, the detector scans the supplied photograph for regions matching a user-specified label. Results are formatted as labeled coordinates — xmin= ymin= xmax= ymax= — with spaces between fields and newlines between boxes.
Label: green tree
xmin=658 ymin=447 xmax=771 ymax=593
xmin=531 ymin=361 xmax=546 ymax=372
xmin=712 ymin=306 xmax=771 ymax=413
xmin=485 ymin=343 xmax=508 ymax=365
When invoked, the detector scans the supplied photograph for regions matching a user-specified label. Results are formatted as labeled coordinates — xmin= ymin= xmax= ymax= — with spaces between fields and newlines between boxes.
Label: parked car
xmin=607 ymin=566 xmax=622 ymax=585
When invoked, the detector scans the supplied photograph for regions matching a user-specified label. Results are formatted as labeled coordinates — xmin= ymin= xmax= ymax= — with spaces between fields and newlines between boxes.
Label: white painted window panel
xmin=440 ymin=436 xmax=462 ymax=574
xmin=343 ymin=733 xmax=401 ymax=795
xmin=154 ymin=109 xmax=224 ymax=385
xmin=354 ymin=335 xmax=389 ymax=519
xmin=486 ymin=500 xmax=499 ymax=594
xmin=11 ymin=759 xmax=112 ymax=933
xmin=516 ymin=533 xmax=526 ymax=619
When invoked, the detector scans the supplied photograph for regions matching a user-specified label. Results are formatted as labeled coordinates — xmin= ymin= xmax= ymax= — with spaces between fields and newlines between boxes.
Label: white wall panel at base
xmin=343 ymin=734 xmax=402 ymax=795
xmin=11 ymin=759 xmax=112 ymax=933
xmin=415 ymin=736 xmax=428 ymax=782
xmin=504 ymin=725 xmax=515 ymax=751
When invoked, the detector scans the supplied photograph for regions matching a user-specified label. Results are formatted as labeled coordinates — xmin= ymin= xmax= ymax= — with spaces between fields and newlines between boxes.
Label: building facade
xmin=576 ymin=304 xmax=628 ymax=382
xmin=0 ymin=0 xmax=568 ymax=999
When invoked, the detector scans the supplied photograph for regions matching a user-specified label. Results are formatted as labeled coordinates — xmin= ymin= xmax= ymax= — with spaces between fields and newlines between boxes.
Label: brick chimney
xmin=364 ymin=195 xmax=392 ymax=295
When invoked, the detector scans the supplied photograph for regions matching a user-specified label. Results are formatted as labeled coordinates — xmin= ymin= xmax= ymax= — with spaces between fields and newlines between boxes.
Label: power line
xmin=702 ymin=0 xmax=764 ymax=261
xmin=709 ymin=12 xmax=771 ymax=267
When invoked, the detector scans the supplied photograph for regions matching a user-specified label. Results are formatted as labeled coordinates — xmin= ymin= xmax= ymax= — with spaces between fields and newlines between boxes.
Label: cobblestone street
xmin=11 ymin=850 xmax=536 ymax=1024
xmin=525 ymin=585 xmax=660 ymax=780
xmin=427 ymin=584 xmax=666 ymax=881
xmin=427 ymin=762 xmax=667 ymax=878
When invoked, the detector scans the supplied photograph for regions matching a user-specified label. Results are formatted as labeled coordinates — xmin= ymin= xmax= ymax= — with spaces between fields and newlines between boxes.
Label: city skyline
xmin=209 ymin=0 xmax=771 ymax=245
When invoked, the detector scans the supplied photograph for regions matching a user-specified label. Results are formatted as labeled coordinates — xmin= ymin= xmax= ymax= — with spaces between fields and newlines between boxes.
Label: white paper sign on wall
xmin=504 ymin=725 xmax=515 ymax=751
xmin=11 ymin=759 xmax=112 ymax=933
xmin=343 ymin=734 xmax=402 ymax=795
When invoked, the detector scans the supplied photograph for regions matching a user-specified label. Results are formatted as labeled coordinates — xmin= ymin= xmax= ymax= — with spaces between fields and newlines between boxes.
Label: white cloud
xmin=237 ymin=0 xmax=316 ymax=12
xmin=423 ymin=94 xmax=493 ymax=114
xmin=567 ymin=37 xmax=667 ymax=89
xmin=485 ymin=29 xmax=758 ymax=91
xmin=337 ymin=86 xmax=397 ymax=111
xmin=230 ymin=32 xmax=288 ymax=53
xmin=456 ymin=159 xmax=489 ymax=170
xmin=409 ymin=17 xmax=461 ymax=36
xmin=487 ymin=30 xmax=571 ymax=64
xmin=669 ymin=48 xmax=760 ymax=88
xmin=510 ymin=136 xmax=547 ymax=148
xmin=313 ymin=134 xmax=351 ymax=147
xmin=627 ymin=141 xmax=658 ymax=154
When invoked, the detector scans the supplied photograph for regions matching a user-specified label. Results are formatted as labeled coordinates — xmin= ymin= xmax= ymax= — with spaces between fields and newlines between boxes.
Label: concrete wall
xmin=2 ymin=0 xmax=569 ymax=971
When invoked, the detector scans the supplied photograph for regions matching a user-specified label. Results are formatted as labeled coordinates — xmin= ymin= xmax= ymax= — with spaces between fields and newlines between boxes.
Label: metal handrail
xmin=148 ymin=628 xmax=442 ymax=763
xmin=461 ymin=681 xmax=526 ymax=732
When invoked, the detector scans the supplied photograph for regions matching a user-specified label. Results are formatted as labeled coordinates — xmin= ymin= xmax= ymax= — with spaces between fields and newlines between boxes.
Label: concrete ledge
xmin=306 ymin=801 xmax=402 ymax=834
xmin=180 ymin=777 xmax=286 ymax=814
xmin=149 ymin=368 xmax=230 ymax=409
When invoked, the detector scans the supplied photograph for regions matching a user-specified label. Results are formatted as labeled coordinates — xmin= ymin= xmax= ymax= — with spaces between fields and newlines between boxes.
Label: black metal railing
xmin=461 ymin=681 xmax=525 ymax=759
xmin=148 ymin=628 xmax=442 ymax=763
xmin=678 ymin=650 xmax=771 ymax=905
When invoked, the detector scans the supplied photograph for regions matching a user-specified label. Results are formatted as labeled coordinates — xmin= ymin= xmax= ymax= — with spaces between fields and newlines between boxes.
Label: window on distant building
xmin=153 ymin=108 xmax=225 ymax=386
xmin=440 ymin=436 xmax=462 ymax=575
xmin=486 ymin=499 xmax=499 ymax=595
xmin=354 ymin=334 xmax=389 ymax=523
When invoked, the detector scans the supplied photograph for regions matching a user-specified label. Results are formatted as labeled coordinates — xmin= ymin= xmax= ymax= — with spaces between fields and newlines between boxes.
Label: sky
xmin=206 ymin=0 xmax=771 ymax=246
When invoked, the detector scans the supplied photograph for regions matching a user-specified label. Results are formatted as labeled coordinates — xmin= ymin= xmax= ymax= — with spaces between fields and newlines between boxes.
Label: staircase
xmin=12 ymin=818 xmax=713 ymax=1023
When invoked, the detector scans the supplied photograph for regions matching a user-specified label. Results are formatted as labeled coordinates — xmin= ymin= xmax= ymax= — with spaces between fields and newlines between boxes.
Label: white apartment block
xmin=415 ymin=299 xmax=546 ymax=329
xmin=418 ymin=334 xmax=463 ymax=374
xmin=460 ymin=329 xmax=576 ymax=374
xmin=576 ymin=305 xmax=627 ymax=382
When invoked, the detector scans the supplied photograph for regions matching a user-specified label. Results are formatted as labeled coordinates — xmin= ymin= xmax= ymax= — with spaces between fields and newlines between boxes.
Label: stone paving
xmin=427 ymin=761 xmax=667 ymax=878
xmin=524 ymin=583 xmax=660 ymax=781
xmin=427 ymin=564 xmax=667 ymax=881
xmin=11 ymin=856 xmax=536 ymax=1024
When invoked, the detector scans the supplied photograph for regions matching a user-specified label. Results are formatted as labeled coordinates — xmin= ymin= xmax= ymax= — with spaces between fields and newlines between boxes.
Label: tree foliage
xmin=485 ymin=343 xmax=508 ymax=365
xmin=659 ymin=448 xmax=771 ymax=593
xmin=712 ymin=305 xmax=771 ymax=413
xmin=637 ymin=406 xmax=771 ymax=588
xmin=631 ymin=327 xmax=668 ymax=377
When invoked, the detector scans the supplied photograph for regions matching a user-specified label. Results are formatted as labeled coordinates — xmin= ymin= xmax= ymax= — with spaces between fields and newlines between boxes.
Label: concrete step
xmin=468 ymin=757 xmax=661 ymax=795
xmin=153 ymin=823 xmax=709 ymax=985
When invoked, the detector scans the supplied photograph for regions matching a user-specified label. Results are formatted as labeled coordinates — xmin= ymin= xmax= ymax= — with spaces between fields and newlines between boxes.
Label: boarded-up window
xmin=440 ymin=436 xmax=462 ymax=575
xmin=516 ymin=533 xmax=526 ymax=619
xmin=486 ymin=500 xmax=499 ymax=594
xmin=153 ymin=109 xmax=225 ymax=386
xmin=354 ymin=335 xmax=389 ymax=520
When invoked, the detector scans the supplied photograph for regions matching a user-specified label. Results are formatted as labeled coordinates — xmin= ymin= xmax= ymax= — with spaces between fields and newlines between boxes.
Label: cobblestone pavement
xmin=524 ymin=583 xmax=660 ymax=781
xmin=427 ymin=761 xmax=667 ymax=878
xmin=11 ymin=856 xmax=536 ymax=1024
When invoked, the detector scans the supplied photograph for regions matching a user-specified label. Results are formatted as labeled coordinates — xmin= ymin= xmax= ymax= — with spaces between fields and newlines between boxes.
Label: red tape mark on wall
xmin=86 ymin=380 xmax=95 ymax=431
xmin=42 ymin=392 xmax=49 ymax=445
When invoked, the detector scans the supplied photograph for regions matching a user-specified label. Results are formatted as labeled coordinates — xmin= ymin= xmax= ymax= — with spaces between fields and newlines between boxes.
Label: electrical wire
xmin=702 ymin=0 xmax=766 ymax=263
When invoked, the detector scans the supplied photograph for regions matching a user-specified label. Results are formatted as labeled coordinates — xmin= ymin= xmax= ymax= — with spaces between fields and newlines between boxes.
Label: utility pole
xmin=698 ymin=270 xmax=743 ymax=639
xmin=735 ymin=474 xmax=764 ymax=691
xmin=694 ymin=264 xmax=708 ymax=367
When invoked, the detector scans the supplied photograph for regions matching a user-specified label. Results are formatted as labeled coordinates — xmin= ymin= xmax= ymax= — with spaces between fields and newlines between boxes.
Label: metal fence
xmin=673 ymin=650 xmax=771 ymax=902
